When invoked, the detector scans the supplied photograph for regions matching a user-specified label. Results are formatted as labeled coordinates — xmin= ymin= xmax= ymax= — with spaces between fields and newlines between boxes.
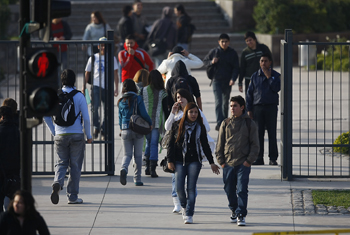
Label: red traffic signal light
xmin=25 ymin=48 xmax=59 ymax=118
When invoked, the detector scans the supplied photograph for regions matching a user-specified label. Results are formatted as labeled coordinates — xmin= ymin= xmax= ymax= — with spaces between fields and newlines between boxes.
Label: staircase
xmin=65 ymin=0 xmax=246 ymax=62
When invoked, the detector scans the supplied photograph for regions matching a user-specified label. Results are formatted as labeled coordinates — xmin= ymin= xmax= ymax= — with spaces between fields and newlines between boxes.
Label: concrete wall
xmin=215 ymin=0 xmax=257 ymax=32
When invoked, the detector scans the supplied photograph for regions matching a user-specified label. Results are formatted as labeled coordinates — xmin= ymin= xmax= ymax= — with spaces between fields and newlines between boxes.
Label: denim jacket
xmin=118 ymin=92 xmax=152 ymax=130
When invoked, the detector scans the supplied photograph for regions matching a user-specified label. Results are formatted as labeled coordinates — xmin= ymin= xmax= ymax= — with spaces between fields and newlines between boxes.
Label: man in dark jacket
xmin=246 ymin=54 xmax=281 ymax=165
xmin=147 ymin=6 xmax=176 ymax=67
xmin=238 ymin=31 xmax=272 ymax=96
xmin=117 ymin=5 xmax=134 ymax=46
xmin=203 ymin=33 xmax=240 ymax=131
xmin=0 ymin=106 xmax=20 ymax=212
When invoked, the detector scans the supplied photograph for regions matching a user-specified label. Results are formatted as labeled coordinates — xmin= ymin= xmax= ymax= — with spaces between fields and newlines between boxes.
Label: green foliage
xmin=316 ymin=37 xmax=350 ymax=71
xmin=312 ymin=190 xmax=350 ymax=207
xmin=254 ymin=0 xmax=350 ymax=34
xmin=0 ymin=0 xmax=11 ymax=40
xmin=333 ymin=131 xmax=350 ymax=154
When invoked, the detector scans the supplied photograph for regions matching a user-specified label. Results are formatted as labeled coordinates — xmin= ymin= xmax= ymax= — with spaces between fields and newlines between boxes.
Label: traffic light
xmin=31 ymin=0 xmax=71 ymax=42
xmin=25 ymin=48 xmax=59 ymax=118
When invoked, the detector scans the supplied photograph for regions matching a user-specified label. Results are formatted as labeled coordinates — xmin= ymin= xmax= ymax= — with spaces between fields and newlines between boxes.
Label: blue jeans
xmin=171 ymin=173 xmax=198 ymax=198
xmin=120 ymin=129 xmax=144 ymax=182
xmin=145 ymin=128 xmax=160 ymax=161
xmin=53 ymin=134 xmax=85 ymax=201
xmin=212 ymin=80 xmax=232 ymax=126
xmin=223 ymin=164 xmax=251 ymax=217
xmin=175 ymin=161 xmax=202 ymax=216
xmin=92 ymin=86 xmax=106 ymax=132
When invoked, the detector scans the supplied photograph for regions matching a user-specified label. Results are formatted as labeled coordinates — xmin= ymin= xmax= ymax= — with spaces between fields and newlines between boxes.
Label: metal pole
xmin=19 ymin=0 xmax=33 ymax=191
xmin=106 ymin=30 xmax=115 ymax=175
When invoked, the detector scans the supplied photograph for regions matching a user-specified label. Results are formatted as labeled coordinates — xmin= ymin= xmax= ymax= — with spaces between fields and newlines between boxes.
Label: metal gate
xmin=281 ymin=29 xmax=350 ymax=180
xmin=0 ymin=31 xmax=116 ymax=175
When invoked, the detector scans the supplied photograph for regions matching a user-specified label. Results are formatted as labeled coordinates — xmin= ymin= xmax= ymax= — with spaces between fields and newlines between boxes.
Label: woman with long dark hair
xmin=141 ymin=70 xmax=169 ymax=178
xmin=0 ymin=190 xmax=50 ymax=234
xmin=167 ymin=102 xmax=220 ymax=224
xmin=82 ymin=11 xmax=111 ymax=56
xmin=118 ymin=79 xmax=152 ymax=186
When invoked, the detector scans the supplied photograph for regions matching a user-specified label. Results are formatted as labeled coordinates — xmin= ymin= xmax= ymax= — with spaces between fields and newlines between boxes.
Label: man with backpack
xmin=203 ymin=33 xmax=240 ymax=131
xmin=165 ymin=60 xmax=202 ymax=110
xmin=44 ymin=69 xmax=92 ymax=205
xmin=216 ymin=95 xmax=259 ymax=226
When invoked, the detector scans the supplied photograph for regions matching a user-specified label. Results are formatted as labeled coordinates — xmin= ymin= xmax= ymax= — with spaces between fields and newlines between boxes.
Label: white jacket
xmin=157 ymin=53 xmax=204 ymax=85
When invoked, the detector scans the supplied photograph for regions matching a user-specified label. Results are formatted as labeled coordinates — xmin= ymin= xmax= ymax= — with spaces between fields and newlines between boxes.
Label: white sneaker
xmin=184 ymin=216 xmax=193 ymax=224
xmin=181 ymin=208 xmax=186 ymax=220
xmin=68 ymin=198 xmax=83 ymax=204
xmin=172 ymin=197 xmax=181 ymax=213
xmin=237 ymin=215 xmax=246 ymax=226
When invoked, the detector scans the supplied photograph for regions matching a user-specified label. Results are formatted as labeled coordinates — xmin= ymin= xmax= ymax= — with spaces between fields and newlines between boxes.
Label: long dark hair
xmin=175 ymin=102 xmax=205 ymax=143
xmin=117 ymin=79 xmax=138 ymax=107
xmin=8 ymin=190 xmax=38 ymax=218
xmin=175 ymin=4 xmax=188 ymax=16
xmin=148 ymin=70 xmax=164 ymax=91
xmin=174 ymin=88 xmax=194 ymax=111
xmin=92 ymin=11 xmax=106 ymax=25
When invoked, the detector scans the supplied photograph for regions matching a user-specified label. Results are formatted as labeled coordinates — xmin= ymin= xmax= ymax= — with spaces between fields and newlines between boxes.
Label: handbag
xmin=160 ymin=157 xmax=174 ymax=173
xmin=148 ymin=22 xmax=173 ymax=57
xmin=129 ymin=98 xmax=152 ymax=135
xmin=160 ymin=129 xmax=171 ymax=149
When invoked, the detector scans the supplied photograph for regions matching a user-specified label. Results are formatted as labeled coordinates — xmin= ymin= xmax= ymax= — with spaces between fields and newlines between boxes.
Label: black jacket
xmin=165 ymin=60 xmax=201 ymax=107
xmin=0 ymin=119 xmax=20 ymax=174
xmin=203 ymin=46 xmax=240 ymax=82
xmin=176 ymin=14 xmax=191 ymax=44
xmin=0 ymin=211 xmax=50 ymax=235
xmin=167 ymin=121 xmax=214 ymax=165
xmin=117 ymin=16 xmax=134 ymax=42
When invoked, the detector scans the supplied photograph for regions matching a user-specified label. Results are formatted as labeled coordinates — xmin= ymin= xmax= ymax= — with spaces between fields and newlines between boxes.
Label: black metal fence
xmin=281 ymin=29 xmax=350 ymax=180
xmin=0 ymin=31 xmax=116 ymax=175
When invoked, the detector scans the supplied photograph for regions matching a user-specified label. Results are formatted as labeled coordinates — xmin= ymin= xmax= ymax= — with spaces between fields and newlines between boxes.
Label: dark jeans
xmin=212 ymin=80 xmax=232 ymax=127
xmin=223 ymin=164 xmax=251 ymax=217
xmin=92 ymin=86 xmax=106 ymax=132
xmin=253 ymin=104 xmax=278 ymax=161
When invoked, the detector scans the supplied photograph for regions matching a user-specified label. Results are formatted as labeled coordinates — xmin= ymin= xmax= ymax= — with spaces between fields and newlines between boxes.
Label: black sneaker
xmin=237 ymin=215 xmax=246 ymax=226
xmin=51 ymin=183 xmax=61 ymax=205
xmin=252 ymin=159 xmax=264 ymax=165
xmin=120 ymin=169 xmax=127 ymax=186
xmin=269 ymin=160 xmax=278 ymax=165
xmin=230 ymin=212 xmax=237 ymax=223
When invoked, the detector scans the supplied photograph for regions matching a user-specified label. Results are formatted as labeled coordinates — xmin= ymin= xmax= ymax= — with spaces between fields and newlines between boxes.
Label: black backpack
xmin=54 ymin=90 xmax=81 ymax=127
xmin=171 ymin=76 xmax=193 ymax=100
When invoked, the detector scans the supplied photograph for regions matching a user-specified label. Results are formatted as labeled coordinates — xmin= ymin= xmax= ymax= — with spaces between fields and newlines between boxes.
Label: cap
xmin=99 ymin=37 xmax=107 ymax=41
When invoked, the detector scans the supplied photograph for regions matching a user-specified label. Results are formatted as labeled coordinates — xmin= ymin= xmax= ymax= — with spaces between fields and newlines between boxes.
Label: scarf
xmin=182 ymin=121 xmax=205 ymax=165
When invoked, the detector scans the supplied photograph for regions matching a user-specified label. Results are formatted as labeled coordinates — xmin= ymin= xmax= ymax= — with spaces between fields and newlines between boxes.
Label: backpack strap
xmin=67 ymin=90 xmax=82 ymax=119
xmin=125 ymin=49 xmax=145 ymax=69
xmin=245 ymin=118 xmax=251 ymax=134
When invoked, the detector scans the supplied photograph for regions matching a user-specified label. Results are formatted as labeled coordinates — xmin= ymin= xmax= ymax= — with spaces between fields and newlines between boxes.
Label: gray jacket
xmin=216 ymin=113 xmax=259 ymax=167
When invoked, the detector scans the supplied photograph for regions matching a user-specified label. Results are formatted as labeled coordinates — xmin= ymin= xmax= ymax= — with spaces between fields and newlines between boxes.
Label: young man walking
xmin=216 ymin=95 xmax=259 ymax=226
xmin=44 ymin=69 xmax=92 ymax=205
xmin=83 ymin=37 xmax=119 ymax=139
xmin=203 ymin=33 xmax=240 ymax=131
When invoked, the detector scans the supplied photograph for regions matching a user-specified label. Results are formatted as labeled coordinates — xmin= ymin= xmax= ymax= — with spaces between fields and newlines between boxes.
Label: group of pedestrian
xmin=0 ymin=0 xmax=283 ymax=230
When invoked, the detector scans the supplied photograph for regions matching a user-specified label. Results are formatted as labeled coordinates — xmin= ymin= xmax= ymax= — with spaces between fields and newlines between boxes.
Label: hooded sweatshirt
xmin=118 ymin=41 xmax=154 ymax=82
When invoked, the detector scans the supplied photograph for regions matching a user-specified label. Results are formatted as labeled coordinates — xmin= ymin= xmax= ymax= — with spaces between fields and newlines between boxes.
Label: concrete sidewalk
xmin=31 ymin=70 xmax=350 ymax=234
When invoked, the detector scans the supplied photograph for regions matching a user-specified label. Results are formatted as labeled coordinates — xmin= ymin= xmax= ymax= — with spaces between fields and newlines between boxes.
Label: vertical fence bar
xmin=281 ymin=29 xmax=293 ymax=180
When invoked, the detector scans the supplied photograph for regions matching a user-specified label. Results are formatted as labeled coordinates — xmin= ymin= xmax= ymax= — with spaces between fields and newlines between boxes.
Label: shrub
xmin=254 ymin=0 xmax=350 ymax=34
xmin=0 ymin=0 xmax=11 ymax=40
xmin=333 ymin=131 xmax=350 ymax=154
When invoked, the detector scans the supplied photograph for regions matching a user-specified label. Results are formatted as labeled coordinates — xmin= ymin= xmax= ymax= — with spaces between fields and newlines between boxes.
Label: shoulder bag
xmin=129 ymin=97 xmax=152 ymax=135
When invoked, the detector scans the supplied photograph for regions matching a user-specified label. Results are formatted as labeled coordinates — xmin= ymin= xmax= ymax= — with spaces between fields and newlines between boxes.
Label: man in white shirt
xmin=82 ymin=37 xmax=119 ymax=139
